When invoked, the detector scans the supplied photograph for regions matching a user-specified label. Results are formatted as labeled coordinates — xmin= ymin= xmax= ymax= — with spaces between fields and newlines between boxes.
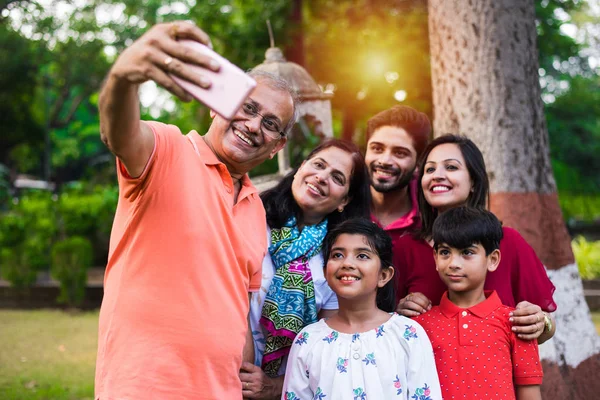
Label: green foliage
xmin=0 ymin=248 xmax=38 ymax=289
xmin=0 ymin=23 xmax=45 ymax=165
xmin=547 ymin=76 xmax=600 ymax=192
xmin=559 ymin=193 xmax=600 ymax=222
xmin=0 ymin=193 xmax=57 ymax=288
xmin=0 ymin=185 xmax=117 ymax=288
xmin=1 ymin=1 xmax=112 ymax=180
xmin=0 ymin=163 xmax=10 ymax=210
xmin=2 ymin=0 xmax=294 ymax=179
xmin=51 ymin=236 xmax=93 ymax=307
xmin=8 ymin=143 xmax=41 ymax=175
xmin=58 ymin=186 xmax=117 ymax=238
xmin=55 ymin=185 xmax=118 ymax=267
xmin=536 ymin=1 xmax=600 ymax=208
xmin=536 ymin=0 xmax=590 ymax=83
xmin=572 ymin=236 xmax=600 ymax=279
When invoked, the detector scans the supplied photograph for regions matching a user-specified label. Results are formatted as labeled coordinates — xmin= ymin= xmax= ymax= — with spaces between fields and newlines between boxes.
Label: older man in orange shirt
xmin=96 ymin=21 xmax=297 ymax=399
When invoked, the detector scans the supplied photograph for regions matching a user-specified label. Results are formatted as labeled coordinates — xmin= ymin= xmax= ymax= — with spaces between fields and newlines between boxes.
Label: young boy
xmin=414 ymin=207 xmax=543 ymax=400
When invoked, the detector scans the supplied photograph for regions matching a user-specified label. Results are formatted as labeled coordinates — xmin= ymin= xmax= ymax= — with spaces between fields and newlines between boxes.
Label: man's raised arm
xmin=99 ymin=21 xmax=219 ymax=178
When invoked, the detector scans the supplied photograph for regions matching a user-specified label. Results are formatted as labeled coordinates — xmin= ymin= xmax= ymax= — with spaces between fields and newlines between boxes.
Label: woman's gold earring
xmin=338 ymin=207 xmax=344 ymax=213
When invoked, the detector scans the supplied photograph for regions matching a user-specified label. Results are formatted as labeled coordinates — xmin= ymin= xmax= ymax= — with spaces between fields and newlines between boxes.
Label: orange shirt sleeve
xmin=115 ymin=121 xmax=184 ymax=201
xmin=248 ymin=238 xmax=267 ymax=292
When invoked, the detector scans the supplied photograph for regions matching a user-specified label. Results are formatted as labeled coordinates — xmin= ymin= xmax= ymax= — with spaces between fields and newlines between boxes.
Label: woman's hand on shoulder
xmin=396 ymin=292 xmax=432 ymax=317
xmin=509 ymin=301 xmax=547 ymax=341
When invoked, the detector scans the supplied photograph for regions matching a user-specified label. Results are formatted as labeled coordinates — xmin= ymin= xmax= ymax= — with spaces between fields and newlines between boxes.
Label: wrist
xmin=269 ymin=375 xmax=283 ymax=398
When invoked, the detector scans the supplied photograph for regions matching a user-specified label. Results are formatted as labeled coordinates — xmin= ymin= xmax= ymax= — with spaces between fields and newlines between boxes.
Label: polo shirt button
xmin=462 ymin=311 xmax=468 ymax=317
xmin=353 ymin=353 xmax=360 ymax=360
xmin=226 ymin=186 xmax=232 ymax=193
xmin=463 ymin=323 xmax=468 ymax=329
xmin=352 ymin=344 xmax=360 ymax=351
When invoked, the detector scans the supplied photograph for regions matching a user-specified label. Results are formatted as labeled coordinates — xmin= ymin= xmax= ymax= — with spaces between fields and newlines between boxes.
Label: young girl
xmin=281 ymin=218 xmax=441 ymax=400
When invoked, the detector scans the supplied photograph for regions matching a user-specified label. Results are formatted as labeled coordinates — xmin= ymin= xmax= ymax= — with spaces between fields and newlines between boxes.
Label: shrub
xmin=51 ymin=236 xmax=93 ymax=307
xmin=0 ymin=163 xmax=10 ymax=210
xmin=0 ymin=184 xmax=117 ymax=291
xmin=57 ymin=185 xmax=117 ymax=262
xmin=0 ymin=247 xmax=38 ymax=288
xmin=0 ymin=193 xmax=56 ymax=287
xmin=572 ymin=236 xmax=600 ymax=280
xmin=560 ymin=194 xmax=600 ymax=222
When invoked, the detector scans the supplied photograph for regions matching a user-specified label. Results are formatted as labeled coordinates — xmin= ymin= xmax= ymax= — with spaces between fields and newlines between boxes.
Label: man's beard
xmin=370 ymin=165 xmax=415 ymax=193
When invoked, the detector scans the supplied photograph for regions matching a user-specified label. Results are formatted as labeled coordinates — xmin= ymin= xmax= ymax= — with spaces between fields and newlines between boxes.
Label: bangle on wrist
xmin=542 ymin=312 xmax=553 ymax=334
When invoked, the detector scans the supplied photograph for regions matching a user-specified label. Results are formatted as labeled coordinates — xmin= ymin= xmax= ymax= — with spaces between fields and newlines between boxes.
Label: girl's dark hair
xmin=261 ymin=139 xmax=371 ymax=230
xmin=432 ymin=206 xmax=503 ymax=255
xmin=323 ymin=218 xmax=396 ymax=313
xmin=417 ymin=134 xmax=490 ymax=240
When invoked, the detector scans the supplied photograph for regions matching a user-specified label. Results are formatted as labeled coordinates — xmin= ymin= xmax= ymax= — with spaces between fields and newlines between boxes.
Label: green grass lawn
xmin=1 ymin=309 xmax=599 ymax=400
xmin=0 ymin=310 xmax=98 ymax=400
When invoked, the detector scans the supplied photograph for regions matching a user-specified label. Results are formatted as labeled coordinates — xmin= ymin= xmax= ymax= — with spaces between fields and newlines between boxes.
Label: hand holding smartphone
xmin=169 ymin=40 xmax=257 ymax=120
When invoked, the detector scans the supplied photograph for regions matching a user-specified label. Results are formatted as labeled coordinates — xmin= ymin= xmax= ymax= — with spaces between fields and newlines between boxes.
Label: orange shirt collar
xmin=189 ymin=131 xmax=257 ymax=198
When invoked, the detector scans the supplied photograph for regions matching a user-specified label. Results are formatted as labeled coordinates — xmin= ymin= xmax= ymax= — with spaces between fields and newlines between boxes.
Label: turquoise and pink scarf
xmin=260 ymin=216 xmax=328 ymax=377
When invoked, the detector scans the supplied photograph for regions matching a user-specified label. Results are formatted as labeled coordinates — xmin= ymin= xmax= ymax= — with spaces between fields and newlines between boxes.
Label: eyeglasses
xmin=240 ymin=102 xmax=285 ymax=139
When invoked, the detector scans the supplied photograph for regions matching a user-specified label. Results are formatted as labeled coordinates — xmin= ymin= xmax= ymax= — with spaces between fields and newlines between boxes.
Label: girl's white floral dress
xmin=281 ymin=313 xmax=441 ymax=400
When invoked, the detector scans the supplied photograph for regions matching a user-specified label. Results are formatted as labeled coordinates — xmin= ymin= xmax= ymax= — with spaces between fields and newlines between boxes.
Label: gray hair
xmin=247 ymin=69 xmax=300 ymax=136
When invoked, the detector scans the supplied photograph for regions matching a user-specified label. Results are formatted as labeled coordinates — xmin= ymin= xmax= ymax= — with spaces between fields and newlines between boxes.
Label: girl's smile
xmin=338 ymin=273 xmax=361 ymax=284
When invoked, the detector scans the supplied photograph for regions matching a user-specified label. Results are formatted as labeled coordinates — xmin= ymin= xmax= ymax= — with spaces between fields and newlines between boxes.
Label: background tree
xmin=535 ymin=0 xmax=600 ymax=209
xmin=0 ymin=0 xmax=296 ymax=183
xmin=0 ymin=22 xmax=45 ymax=173
xmin=428 ymin=0 xmax=600 ymax=398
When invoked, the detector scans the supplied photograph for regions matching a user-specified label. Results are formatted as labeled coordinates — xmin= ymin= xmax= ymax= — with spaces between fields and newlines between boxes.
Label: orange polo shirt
xmin=95 ymin=121 xmax=266 ymax=399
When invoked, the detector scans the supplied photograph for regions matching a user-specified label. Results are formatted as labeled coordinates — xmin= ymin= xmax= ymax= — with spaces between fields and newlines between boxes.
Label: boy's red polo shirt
xmin=414 ymin=291 xmax=543 ymax=399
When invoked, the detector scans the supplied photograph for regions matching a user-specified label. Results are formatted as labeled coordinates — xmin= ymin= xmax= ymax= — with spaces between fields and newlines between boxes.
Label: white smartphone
xmin=170 ymin=40 xmax=257 ymax=120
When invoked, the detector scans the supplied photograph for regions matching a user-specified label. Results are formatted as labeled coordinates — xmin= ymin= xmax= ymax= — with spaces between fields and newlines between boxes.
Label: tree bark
xmin=286 ymin=0 xmax=305 ymax=67
xmin=428 ymin=1 xmax=600 ymax=398
xmin=341 ymin=107 xmax=356 ymax=143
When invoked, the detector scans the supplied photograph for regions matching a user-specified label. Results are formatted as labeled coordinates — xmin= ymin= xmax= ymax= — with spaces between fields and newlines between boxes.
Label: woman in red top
xmin=395 ymin=134 xmax=557 ymax=343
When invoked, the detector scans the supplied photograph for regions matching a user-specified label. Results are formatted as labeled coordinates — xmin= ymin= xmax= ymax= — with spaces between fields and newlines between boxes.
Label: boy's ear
xmin=487 ymin=249 xmax=501 ymax=272
xmin=433 ymin=248 xmax=440 ymax=271
xmin=378 ymin=266 xmax=395 ymax=288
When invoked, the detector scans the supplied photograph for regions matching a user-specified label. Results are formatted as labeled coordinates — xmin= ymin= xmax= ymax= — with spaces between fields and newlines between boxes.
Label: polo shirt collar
xmin=188 ymin=131 xmax=257 ymax=198
xmin=439 ymin=290 xmax=502 ymax=318
xmin=372 ymin=177 xmax=420 ymax=231
xmin=189 ymin=131 xmax=223 ymax=166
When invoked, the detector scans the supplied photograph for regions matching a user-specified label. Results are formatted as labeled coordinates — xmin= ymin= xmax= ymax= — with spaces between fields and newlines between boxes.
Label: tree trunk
xmin=286 ymin=0 xmax=305 ymax=66
xmin=341 ymin=107 xmax=356 ymax=143
xmin=428 ymin=1 xmax=600 ymax=398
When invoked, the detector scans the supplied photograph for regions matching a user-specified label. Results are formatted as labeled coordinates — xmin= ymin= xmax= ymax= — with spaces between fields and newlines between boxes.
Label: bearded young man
xmin=365 ymin=106 xmax=431 ymax=240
